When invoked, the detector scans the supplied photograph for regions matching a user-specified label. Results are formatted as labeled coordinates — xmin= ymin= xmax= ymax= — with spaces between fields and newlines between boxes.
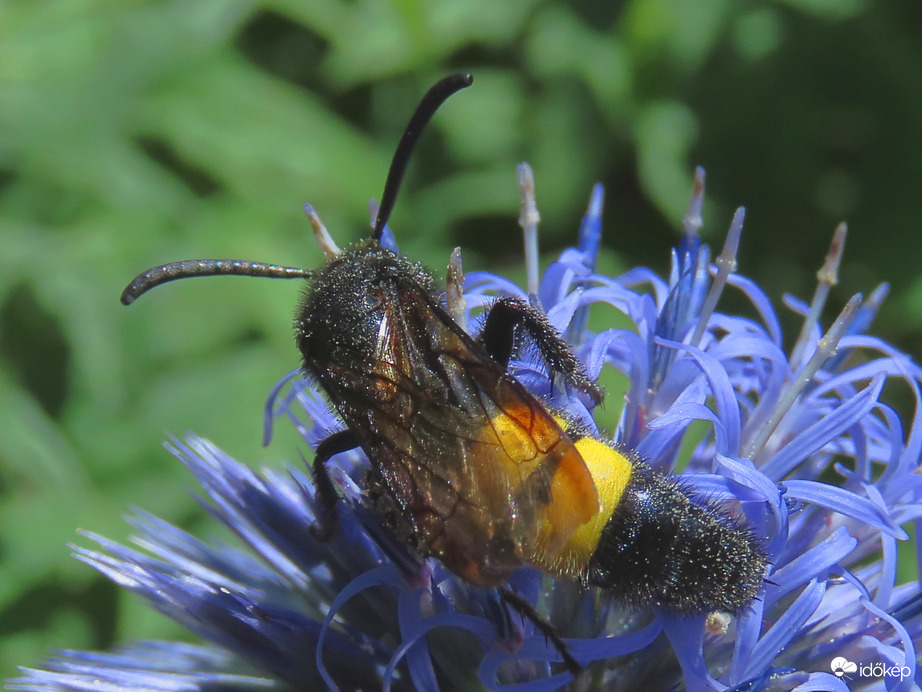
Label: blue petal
xmin=783 ymin=479 xmax=906 ymax=539
xmin=662 ymin=615 xmax=719 ymax=691
xmin=790 ymin=673 xmax=852 ymax=691
xmin=724 ymin=273 xmax=784 ymax=346
xmin=760 ymin=374 xmax=885 ymax=479
xmin=766 ymin=526 xmax=857 ymax=602
xmin=567 ymin=619 xmax=661 ymax=661
xmin=9 ymin=641 xmax=276 ymax=691
xmin=861 ymin=599 xmax=917 ymax=692
xmin=655 ymin=337 xmax=742 ymax=456
xmin=743 ymin=579 xmax=827 ymax=681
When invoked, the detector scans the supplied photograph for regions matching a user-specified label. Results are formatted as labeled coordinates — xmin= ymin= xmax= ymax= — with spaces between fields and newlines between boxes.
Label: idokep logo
xmin=830 ymin=656 xmax=912 ymax=682
xmin=830 ymin=657 xmax=858 ymax=678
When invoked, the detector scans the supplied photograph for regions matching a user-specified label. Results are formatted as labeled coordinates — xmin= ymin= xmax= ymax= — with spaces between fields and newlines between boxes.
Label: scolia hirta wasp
xmin=122 ymin=73 xmax=767 ymax=675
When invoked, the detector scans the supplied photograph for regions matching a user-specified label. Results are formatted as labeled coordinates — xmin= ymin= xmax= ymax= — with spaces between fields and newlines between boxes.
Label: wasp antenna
xmin=121 ymin=259 xmax=312 ymax=305
xmin=372 ymin=72 xmax=473 ymax=242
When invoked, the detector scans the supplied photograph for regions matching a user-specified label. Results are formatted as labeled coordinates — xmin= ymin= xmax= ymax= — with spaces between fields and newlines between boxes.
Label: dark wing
xmin=326 ymin=284 xmax=600 ymax=587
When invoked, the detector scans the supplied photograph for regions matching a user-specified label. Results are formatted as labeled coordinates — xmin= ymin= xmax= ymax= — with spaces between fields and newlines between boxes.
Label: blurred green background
xmin=3 ymin=0 xmax=922 ymax=678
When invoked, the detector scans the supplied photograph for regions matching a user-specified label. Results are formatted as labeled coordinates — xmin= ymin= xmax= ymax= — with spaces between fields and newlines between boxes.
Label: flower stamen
xmin=746 ymin=292 xmax=862 ymax=462
xmin=304 ymin=203 xmax=341 ymax=259
xmin=790 ymin=222 xmax=848 ymax=368
xmin=518 ymin=162 xmax=541 ymax=298
xmin=691 ymin=206 xmax=744 ymax=348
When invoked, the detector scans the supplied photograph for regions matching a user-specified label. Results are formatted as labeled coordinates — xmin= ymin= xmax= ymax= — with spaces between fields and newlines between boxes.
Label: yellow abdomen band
xmin=530 ymin=431 xmax=633 ymax=578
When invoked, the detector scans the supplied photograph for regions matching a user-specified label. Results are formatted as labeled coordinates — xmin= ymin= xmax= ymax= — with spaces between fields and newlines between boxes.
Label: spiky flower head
xmin=10 ymin=166 xmax=921 ymax=692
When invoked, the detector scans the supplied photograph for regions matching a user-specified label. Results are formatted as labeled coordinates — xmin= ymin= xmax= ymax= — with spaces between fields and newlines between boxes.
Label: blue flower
xmin=10 ymin=165 xmax=921 ymax=691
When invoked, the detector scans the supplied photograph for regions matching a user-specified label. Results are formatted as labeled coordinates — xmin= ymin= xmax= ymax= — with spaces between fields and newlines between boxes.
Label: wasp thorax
xmin=295 ymin=243 xmax=435 ymax=379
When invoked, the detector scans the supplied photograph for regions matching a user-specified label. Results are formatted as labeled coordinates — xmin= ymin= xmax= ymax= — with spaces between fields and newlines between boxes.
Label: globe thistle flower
xmin=10 ymin=164 xmax=922 ymax=692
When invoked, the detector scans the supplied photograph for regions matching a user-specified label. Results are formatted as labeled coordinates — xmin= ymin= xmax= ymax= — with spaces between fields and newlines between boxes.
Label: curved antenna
xmin=372 ymin=72 xmax=473 ymax=241
xmin=121 ymin=259 xmax=312 ymax=305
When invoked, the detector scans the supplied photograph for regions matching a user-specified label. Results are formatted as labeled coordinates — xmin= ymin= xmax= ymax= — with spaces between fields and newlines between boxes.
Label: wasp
xmin=122 ymin=73 xmax=767 ymax=674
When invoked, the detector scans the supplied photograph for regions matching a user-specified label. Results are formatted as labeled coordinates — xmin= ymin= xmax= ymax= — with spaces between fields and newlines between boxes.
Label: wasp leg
xmin=310 ymin=430 xmax=361 ymax=540
xmin=479 ymin=296 xmax=602 ymax=404
xmin=499 ymin=587 xmax=581 ymax=675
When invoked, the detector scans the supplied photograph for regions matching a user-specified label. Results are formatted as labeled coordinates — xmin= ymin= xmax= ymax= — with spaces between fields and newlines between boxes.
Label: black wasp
xmin=122 ymin=73 xmax=767 ymax=676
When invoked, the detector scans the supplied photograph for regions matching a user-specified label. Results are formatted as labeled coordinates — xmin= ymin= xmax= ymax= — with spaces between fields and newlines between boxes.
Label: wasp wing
xmin=326 ymin=285 xmax=600 ymax=587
